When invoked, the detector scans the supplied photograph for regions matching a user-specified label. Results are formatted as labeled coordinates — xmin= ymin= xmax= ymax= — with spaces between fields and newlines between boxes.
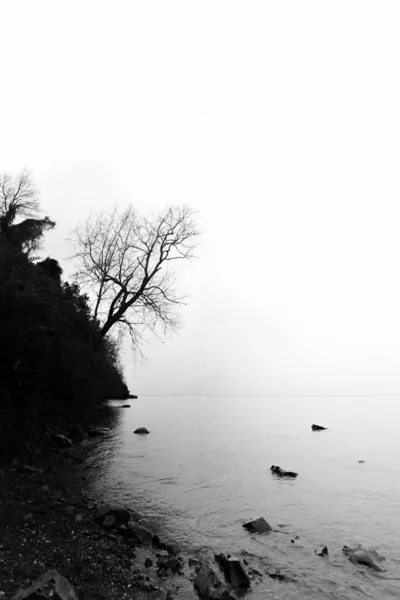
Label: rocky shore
xmin=0 ymin=424 xmax=201 ymax=599
xmin=0 ymin=420 xmax=271 ymax=600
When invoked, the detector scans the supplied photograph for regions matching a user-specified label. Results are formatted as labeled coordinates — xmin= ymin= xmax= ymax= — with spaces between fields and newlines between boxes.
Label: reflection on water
xmin=83 ymin=396 xmax=400 ymax=599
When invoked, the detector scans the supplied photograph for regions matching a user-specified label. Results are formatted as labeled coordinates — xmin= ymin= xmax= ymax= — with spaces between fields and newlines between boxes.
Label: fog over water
xmin=2 ymin=2 xmax=400 ymax=396
xmin=3 ymin=7 xmax=400 ymax=599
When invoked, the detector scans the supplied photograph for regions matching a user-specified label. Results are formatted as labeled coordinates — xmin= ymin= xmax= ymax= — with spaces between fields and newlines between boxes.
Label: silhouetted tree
xmin=71 ymin=205 xmax=199 ymax=351
xmin=0 ymin=169 xmax=55 ymax=257
xmin=0 ymin=170 xmax=130 ymax=453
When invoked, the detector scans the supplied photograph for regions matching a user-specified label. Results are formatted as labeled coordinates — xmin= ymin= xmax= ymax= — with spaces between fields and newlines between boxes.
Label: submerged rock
xmin=311 ymin=424 xmax=327 ymax=431
xmin=342 ymin=545 xmax=386 ymax=572
xmin=11 ymin=569 xmax=78 ymax=599
xmin=270 ymin=465 xmax=298 ymax=478
xmin=243 ymin=517 xmax=272 ymax=534
xmin=134 ymin=427 xmax=150 ymax=434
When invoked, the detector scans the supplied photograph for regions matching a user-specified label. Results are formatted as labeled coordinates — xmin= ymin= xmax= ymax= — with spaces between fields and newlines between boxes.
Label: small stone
xmin=103 ymin=515 xmax=117 ymax=529
xmin=315 ymin=545 xmax=328 ymax=557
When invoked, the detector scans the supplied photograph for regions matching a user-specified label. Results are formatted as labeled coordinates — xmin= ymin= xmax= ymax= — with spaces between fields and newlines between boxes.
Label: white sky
xmin=1 ymin=1 xmax=400 ymax=395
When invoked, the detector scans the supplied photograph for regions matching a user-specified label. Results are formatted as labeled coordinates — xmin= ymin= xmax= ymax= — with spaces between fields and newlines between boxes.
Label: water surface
xmin=83 ymin=396 xmax=400 ymax=599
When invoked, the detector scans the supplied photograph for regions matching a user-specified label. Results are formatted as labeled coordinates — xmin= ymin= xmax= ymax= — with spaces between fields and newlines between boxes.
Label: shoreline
xmin=0 ymin=418 xmax=270 ymax=600
xmin=0 ymin=418 xmax=201 ymax=600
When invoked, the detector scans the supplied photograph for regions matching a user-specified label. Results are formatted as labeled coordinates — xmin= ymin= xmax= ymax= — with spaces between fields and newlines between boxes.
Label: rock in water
xmin=215 ymin=554 xmax=250 ymax=588
xmin=11 ymin=569 xmax=79 ymax=599
xmin=311 ymin=424 xmax=327 ymax=431
xmin=194 ymin=562 xmax=235 ymax=600
xmin=243 ymin=517 xmax=272 ymax=534
xmin=315 ymin=546 xmax=328 ymax=557
xmin=342 ymin=545 xmax=386 ymax=572
xmin=134 ymin=427 xmax=150 ymax=434
xmin=194 ymin=562 xmax=221 ymax=599
xmin=270 ymin=465 xmax=298 ymax=478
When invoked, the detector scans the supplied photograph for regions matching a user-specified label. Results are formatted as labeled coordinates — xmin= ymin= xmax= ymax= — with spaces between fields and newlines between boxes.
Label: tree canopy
xmin=71 ymin=205 xmax=199 ymax=351
xmin=0 ymin=170 xmax=130 ymax=452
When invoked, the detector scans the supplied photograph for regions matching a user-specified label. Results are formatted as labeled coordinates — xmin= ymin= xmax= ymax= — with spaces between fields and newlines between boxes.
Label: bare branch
xmin=69 ymin=204 xmax=199 ymax=351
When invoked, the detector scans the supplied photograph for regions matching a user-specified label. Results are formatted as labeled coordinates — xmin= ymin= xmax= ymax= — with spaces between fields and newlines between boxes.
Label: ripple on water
xmin=84 ymin=396 xmax=400 ymax=599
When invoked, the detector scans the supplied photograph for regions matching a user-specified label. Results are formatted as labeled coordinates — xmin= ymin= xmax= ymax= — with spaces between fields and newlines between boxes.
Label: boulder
xmin=243 ymin=517 xmax=272 ymax=534
xmin=270 ymin=465 xmax=298 ymax=478
xmin=11 ymin=569 xmax=78 ymax=599
xmin=315 ymin=546 xmax=328 ymax=557
xmin=215 ymin=554 xmax=250 ymax=589
xmin=311 ymin=424 xmax=327 ymax=431
xmin=134 ymin=427 xmax=150 ymax=434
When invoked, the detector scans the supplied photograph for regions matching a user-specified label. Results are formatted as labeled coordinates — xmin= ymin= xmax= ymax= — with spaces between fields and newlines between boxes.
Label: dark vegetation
xmin=0 ymin=171 xmax=129 ymax=455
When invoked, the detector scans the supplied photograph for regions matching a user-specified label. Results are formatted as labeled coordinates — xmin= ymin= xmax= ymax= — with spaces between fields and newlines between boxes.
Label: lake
xmin=83 ymin=396 xmax=400 ymax=599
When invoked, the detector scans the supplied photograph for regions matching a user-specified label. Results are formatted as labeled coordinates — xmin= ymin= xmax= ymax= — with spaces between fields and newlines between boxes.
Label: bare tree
xmin=0 ymin=169 xmax=40 ymax=221
xmin=71 ymin=205 xmax=199 ymax=350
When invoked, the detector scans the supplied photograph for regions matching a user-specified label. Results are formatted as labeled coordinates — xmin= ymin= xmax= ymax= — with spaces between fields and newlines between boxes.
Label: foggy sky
xmin=2 ymin=1 xmax=400 ymax=395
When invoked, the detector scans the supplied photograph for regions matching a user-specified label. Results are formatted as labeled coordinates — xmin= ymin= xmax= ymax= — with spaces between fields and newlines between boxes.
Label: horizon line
xmin=132 ymin=393 xmax=400 ymax=397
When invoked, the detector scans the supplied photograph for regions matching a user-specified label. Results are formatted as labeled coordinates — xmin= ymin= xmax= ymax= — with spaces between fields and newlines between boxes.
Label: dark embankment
xmin=0 ymin=182 xmax=132 ymax=459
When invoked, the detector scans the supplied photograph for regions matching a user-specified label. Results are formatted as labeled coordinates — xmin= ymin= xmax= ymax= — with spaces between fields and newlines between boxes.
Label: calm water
xmin=83 ymin=396 xmax=400 ymax=599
